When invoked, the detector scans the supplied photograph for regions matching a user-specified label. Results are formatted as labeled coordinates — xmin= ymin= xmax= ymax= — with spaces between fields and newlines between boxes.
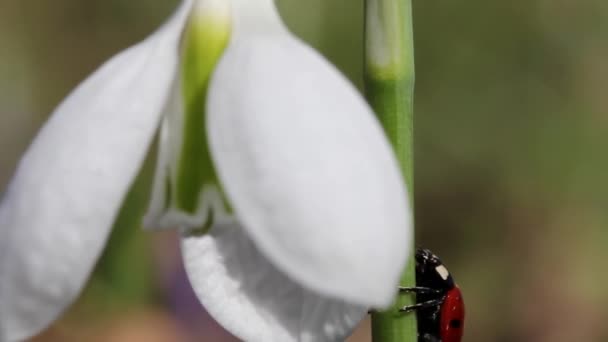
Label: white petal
xmin=0 ymin=1 xmax=192 ymax=340
xmin=207 ymin=33 xmax=411 ymax=308
xmin=182 ymin=223 xmax=367 ymax=342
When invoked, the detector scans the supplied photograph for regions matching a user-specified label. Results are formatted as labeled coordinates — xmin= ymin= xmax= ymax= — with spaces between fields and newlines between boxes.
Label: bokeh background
xmin=1 ymin=0 xmax=607 ymax=341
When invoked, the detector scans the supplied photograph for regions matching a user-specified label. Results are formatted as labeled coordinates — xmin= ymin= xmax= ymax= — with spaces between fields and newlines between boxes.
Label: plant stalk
xmin=364 ymin=0 xmax=416 ymax=341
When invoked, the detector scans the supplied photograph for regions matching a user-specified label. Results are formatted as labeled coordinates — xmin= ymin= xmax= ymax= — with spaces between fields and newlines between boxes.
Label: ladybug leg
xmin=398 ymin=286 xmax=442 ymax=295
xmin=419 ymin=333 xmax=441 ymax=342
xmin=399 ymin=297 xmax=445 ymax=313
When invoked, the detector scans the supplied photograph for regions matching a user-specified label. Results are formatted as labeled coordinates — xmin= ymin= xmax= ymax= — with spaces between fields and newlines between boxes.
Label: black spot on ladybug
xmin=450 ymin=319 xmax=462 ymax=329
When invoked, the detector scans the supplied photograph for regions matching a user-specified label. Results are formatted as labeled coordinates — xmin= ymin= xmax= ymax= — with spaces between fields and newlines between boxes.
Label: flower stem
xmin=364 ymin=0 xmax=417 ymax=341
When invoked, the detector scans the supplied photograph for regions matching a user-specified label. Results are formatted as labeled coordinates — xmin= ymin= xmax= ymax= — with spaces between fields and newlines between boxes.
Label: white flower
xmin=0 ymin=0 xmax=412 ymax=341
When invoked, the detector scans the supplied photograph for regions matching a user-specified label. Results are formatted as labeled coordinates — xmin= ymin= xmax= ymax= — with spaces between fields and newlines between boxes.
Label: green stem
xmin=364 ymin=0 xmax=416 ymax=341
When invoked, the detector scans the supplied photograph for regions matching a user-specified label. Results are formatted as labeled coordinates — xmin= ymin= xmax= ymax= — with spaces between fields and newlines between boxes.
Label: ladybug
xmin=400 ymin=248 xmax=465 ymax=342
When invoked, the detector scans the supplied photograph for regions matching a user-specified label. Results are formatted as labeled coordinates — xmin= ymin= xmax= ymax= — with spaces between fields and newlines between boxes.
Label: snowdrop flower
xmin=0 ymin=0 xmax=411 ymax=341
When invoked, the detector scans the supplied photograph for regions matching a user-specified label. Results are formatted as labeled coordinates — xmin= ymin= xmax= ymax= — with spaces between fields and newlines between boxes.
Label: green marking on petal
xmin=187 ymin=210 xmax=215 ymax=237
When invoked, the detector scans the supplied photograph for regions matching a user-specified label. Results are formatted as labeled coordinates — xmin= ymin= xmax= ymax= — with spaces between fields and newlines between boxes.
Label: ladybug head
xmin=415 ymin=248 xmax=455 ymax=290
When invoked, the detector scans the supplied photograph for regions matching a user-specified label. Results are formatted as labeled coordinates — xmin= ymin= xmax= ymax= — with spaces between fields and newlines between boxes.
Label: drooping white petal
xmin=182 ymin=223 xmax=367 ymax=342
xmin=0 ymin=1 xmax=192 ymax=340
xmin=207 ymin=32 xmax=411 ymax=307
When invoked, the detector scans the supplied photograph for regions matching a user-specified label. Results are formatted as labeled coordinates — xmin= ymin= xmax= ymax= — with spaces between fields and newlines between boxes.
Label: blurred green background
xmin=1 ymin=0 xmax=607 ymax=341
